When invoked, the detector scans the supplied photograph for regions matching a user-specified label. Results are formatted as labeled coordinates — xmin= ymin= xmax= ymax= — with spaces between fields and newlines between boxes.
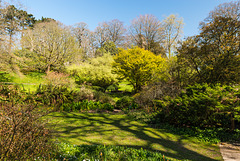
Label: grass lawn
xmin=47 ymin=112 xmax=223 ymax=161
xmin=118 ymin=81 xmax=133 ymax=92
xmin=0 ymin=72 xmax=45 ymax=92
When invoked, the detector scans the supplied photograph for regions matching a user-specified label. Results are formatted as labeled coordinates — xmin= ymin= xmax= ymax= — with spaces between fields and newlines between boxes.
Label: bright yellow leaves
xmin=112 ymin=47 xmax=167 ymax=92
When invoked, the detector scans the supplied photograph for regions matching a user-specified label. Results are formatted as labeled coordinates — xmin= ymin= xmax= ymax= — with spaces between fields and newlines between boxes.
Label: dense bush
xmin=67 ymin=54 xmax=118 ymax=91
xmin=115 ymin=96 xmax=138 ymax=110
xmin=44 ymin=71 xmax=76 ymax=89
xmin=93 ymin=90 xmax=114 ymax=104
xmin=154 ymin=84 xmax=240 ymax=130
xmin=56 ymin=143 xmax=172 ymax=161
xmin=35 ymin=84 xmax=75 ymax=109
xmin=61 ymin=100 xmax=114 ymax=112
xmin=0 ymin=97 xmax=55 ymax=160
xmin=0 ymin=72 xmax=13 ymax=82
xmin=35 ymin=84 xmax=100 ymax=110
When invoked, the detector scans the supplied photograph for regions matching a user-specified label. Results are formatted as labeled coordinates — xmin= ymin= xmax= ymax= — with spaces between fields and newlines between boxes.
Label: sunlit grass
xmin=118 ymin=81 xmax=133 ymax=92
xmin=47 ymin=112 xmax=223 ymax=161
xmin=11 ymin=72 xmax=45 ymax=92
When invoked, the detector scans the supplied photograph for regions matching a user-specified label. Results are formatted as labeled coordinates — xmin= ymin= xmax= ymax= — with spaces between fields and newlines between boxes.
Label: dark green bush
xmin=0 ymin=72 xmax=13 ymax=82
xmin=116 ymin=96 xmax=138 ymax=110
xmin=103 ymin=103 xmax=114 ymax=111
xmin=35 ymin=84 xmax=73 ymax=109
xmin=93 ymin=90 xmax=114 ymax=104
xmin=154 ymin=84 xmax=240 ymax=130
xmin=60 ymin=100 xmax=115 ymax=112
xmin=35 ymin=84 xmax=99 ymax=110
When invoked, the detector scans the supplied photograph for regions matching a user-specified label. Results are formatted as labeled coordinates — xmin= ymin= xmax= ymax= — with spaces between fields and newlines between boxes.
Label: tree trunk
xmin=231 ymin=114 xmax=235 ymax=131
xmin=46 ymin=64 xmax=51 ymax=73
xmin=8 ymin=34 xmax=22 ymax=76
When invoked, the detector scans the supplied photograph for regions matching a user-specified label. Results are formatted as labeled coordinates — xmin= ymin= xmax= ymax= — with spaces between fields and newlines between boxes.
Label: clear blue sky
xmin=21 ymin=0 xmax=234 ymax=38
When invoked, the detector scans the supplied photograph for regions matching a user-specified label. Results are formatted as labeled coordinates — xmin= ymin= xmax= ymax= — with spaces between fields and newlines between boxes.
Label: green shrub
xmin=60 ymin=100 xmax=115 ymax=112
xmin=67 ymin=54 xmax=118 ymax=91
xmin=0 ymin=72 xmax=13 ymax=82
xmin=35 ymin=84 xmax=96 ymax=110
xmin=154 ymin=83 xmax=240 ymax=130
xmin=103 ymin=103 xmax=114 ymax=111
xmin=35 ymin=84 xmax=73 ymax=109
xmin=93 ymin=90 xmax=114 ymax=104
xmin=116 ymin=96 xmax=138 ymax=110
xmin=56 ymin=143 xmax=172 ymax=161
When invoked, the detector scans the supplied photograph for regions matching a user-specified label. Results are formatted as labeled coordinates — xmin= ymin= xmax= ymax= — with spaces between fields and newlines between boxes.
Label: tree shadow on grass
xmin=49 ymin=112 xmax=222 ymax=161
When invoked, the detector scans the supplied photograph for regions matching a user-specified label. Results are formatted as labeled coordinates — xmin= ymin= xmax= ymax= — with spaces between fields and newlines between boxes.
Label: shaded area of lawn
xmin=47 ymin=112 xmax=223 ymax=161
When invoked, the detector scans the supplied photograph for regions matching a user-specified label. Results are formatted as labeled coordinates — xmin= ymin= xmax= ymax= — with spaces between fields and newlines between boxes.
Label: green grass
xmin=47 ymin=112 xmax=223 ymax=161
xmin=56 ymin=143 xmax=173 ymax=161
xmin=6 ymin=72 xmax=45 ymax=92
xmin=118 ymin=81 xmax=133 ymax=92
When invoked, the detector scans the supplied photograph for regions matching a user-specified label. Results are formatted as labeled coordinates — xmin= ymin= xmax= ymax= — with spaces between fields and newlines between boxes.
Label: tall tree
xmin=129 ymin=14 xmax=165 ymax=56
xmin=113 ymin=47 xmax=167 ymax=92
xmin=0 ymin=4 xmax=35 ymax=72
xmin=162 ymin=14 xmax=183 ymax=58
xmin=72 ymin=22 xmax=89 ymax=48
xmin=106 ymin=19 xmax=125 ymax=47
xmin=72 ymin=22 xmax=90 ymax=59
xmin=94 ymin=22 xmax=109 ymax=48
xmin=21 ymin=21 xmax=78 ymax=72
xmin=177 ymin=1 xmax=240 ymax=85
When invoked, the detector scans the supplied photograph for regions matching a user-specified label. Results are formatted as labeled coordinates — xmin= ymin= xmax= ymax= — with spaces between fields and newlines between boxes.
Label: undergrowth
xmin=55 ymin=142 xmax=174 ymax=161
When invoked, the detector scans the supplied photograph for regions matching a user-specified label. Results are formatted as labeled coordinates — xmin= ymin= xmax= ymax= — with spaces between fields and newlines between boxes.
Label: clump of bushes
xmin=0 ymin=101 xmax=55 ymax=160
xmin=44 ymin=71 xmax=76 ymax=89
xmin=115 ymin=96 xmax=138 ymax=110
xmin=56 ymin=143 xmax=172 ymax=161
xmin=35 ymin=84 xmax=75 ymax=109
xmin=67 ymin=54 xmax=118 ymax=91
xmin=153 ymin=84 xmax=240 ymax=130
xmin=134 ymin=80 xmax=181 ymax=109
xmin=61 ymin=100 xmax=114 ymax=112
xmin=93 ymin=90 xmax=114 ymax=104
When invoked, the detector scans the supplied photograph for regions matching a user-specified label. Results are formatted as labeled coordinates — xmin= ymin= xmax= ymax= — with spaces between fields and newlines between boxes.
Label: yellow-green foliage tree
xmin=113 ymin=47 xmax=167 ymax=92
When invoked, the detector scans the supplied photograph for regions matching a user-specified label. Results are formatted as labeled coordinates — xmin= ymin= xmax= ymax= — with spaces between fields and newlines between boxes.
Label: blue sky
xmin=21 ymin=0 xmax=234 ymax=38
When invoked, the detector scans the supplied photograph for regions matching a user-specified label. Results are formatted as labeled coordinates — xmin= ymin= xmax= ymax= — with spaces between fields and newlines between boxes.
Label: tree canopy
xmin=21 ymin=21 xmax=79 ymax=72
xmin=112 ymin=47 xmax=167 ymax=92
xmin=177 ymin=1 xmax=240 ymax=85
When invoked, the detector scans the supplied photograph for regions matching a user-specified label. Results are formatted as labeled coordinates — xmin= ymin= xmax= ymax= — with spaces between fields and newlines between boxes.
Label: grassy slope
xmin=47 ymin=112 xmax=223 ymax=161
xmin=1 ymin=72 xmax=45 ymax=92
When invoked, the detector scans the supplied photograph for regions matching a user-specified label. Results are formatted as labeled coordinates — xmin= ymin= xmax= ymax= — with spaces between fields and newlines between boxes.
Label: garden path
xmin=220 ymin=143 xmax=240 ymax=161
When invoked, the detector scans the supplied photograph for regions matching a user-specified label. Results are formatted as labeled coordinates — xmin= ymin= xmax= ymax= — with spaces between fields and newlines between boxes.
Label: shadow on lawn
xmin=50 ymin=112 xmax=221 ymax=161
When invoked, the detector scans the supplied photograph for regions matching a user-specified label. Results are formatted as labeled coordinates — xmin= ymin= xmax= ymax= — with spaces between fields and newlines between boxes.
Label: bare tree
xmin=72 ymin=22 xmax=89 ymax=48
xmin=204 ymin=1 xmax=240 ymax=22
xmin=94 ymin=22 xmax=109 ymax=48
xmin=129 ymin=14 xmax=165 ymax=55
xmin=94 ymin=19 xmax=126 ymax=49
xmin=162 ymin=14 xmax=184 ymax=58
xmin=106 ymin=19 xmax=126 ymax=47
xmin=85 ymin=31 xmax=97 ymax=58
xmin=21 ymin=21 xmax=78 ymax=72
